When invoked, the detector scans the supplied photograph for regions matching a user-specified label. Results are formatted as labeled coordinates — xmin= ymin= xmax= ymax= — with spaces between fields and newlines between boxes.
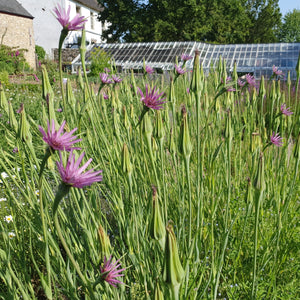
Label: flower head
xmin=8 ymin=232 xmax=16 ymax=239
xmin=100 ymin=256 xmax=125 ymax=287
xmin=5 ymin=215 xmax=13 ymax=223
xmin=280 ymin=103 xmax=293 ymax=116
xmin=56 ymin=151 xmax=103 ymax=188
xmin=181 ymin=53 xmax=193 ymax=61
xmin=238 ymin=78 xmax=246 ymax=87
xmin=104 ymin=67 xmax=111 ymax=73
xmin=39 ymin=120 xmax=81 ymax=151
xmin=270 ymin=132 xmax=283 ymax=147
xmin=245 ymin=74 xmax=255 ymax=87
xmin=272 ymin=65 xmax=283 ymax=76
xmin=99 ymin=73 xmax=113 ymax=84
xmin=112 ymin=75 xmax=122 ymax=83
xmin=137 ymin=84 xmax=166 ymax=110
xmin=12 ymin=147 xmax=18 ymax=153
xmin=102 ymin=92 xmax=109 ymax=100
xmin=53 ymin=4 xmax=87 ymax=31
xmin=174 ymin=64 xmax=186 ymax=75
xmin=145 ymin=65 xmax=154 ymax=74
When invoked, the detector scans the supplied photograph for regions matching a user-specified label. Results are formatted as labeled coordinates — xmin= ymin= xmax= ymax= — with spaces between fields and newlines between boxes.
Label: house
xmin=0 ymin=0 xmax=36 ymax=69
xmin=17 ymin=0 xmax=109 ymax=57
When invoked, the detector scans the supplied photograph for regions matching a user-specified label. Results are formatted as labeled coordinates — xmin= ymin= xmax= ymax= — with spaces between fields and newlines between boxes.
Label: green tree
xmin=246 ymin=0 xmax=282 ymax=43
xmin=278 ymin=9 xmax=300 ymax=42
xmin=97 ymin=0 xmax=282 ymax=43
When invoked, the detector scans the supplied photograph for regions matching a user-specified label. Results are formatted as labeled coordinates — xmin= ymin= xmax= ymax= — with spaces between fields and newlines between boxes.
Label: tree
xmin=246 ymin=0 xmax=282 ymax=43
xmin=97 ymin=0 xmax=282 ymax=43
xmin=278 ymin=9 xmax=300 ymax=42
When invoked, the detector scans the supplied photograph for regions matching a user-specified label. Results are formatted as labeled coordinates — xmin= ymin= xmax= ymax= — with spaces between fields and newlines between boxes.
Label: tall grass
xmin=0 ymin=48 xmax=299 ymax=300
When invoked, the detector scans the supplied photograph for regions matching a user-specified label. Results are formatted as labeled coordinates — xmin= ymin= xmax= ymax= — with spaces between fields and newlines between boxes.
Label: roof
xmin=72 ymin=41 xmax=300 ymax=80
xmin=74 ymin=0 xmax=102 ymax=12
xmin=0 ymin=0 xmax=33 ymax=19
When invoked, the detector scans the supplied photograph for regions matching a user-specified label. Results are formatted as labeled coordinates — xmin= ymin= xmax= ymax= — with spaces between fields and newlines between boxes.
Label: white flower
xmin=0 ymin=198 xmax=7 ymax=202
xmin=35 ymin=190 xmax=40 ymax=196
xmin=1 ymin=172 xmax=9 ymax=179
xmin=5 ymin=215 xmax=13 ymax=223
xmin=8 ymin=232 xmax=16 ymax=239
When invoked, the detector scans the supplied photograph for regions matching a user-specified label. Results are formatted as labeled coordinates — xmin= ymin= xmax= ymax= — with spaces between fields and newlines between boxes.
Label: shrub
xmin=0 ymin=70 xmax=9 ymax=86
xmin=0 ymin=45 xmax=29 ymax=74
xmin=35 ymin=45 xmax=46 ymax=60
xmin=88 ymin=47 xmax=111 ymax=77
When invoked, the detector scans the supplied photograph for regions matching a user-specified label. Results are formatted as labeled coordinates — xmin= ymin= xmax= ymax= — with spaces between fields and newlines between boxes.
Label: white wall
xmin=17 ymin=0 xmax=106 ymax=58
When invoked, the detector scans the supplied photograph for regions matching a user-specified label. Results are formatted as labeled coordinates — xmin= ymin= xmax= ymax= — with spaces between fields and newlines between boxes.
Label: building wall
xmin=0 ymin=13 xmax=35 ymax=69
xmin=17 ymin=0 xmax=107 ymax=57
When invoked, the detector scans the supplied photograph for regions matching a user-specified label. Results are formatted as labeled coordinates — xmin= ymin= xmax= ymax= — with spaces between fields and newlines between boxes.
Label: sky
xmin=279 ymin=0 xmax=299 ymax=16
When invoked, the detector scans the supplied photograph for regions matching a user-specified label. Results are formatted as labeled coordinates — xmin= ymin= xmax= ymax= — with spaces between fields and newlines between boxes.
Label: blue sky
xmin=279 ymin=0 xmax=299 ymax=16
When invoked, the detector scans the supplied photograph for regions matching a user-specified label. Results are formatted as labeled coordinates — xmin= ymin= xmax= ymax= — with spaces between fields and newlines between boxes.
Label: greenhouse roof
xmin=72 ymin=41 xmax=300 ymax=79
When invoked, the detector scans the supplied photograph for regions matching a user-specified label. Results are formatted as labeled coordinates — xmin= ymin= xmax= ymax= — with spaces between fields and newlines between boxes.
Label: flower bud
xmin=179 ymin=105 xmax=192 ymax=158
xmin=150 ymin=185 xmax=166 ymax=250
xmin=253 ymin=152 xmax=265 ymax=192
xmin=122 ymin=143 xmax=132 ymax=177
xmin=17 ymin=104 xmax=32 ymax=144
xmin=0 ymin=85 xmax=8 ymax=114
xmin=98 ymin=224 xmax=111 ymax=261
xmin=163 ymin=222 xmax=184 ymax=300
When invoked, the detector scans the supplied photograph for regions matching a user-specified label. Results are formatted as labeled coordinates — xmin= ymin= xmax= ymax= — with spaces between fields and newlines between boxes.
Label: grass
xmin=0 ymin=56 xmax=299 ymax=299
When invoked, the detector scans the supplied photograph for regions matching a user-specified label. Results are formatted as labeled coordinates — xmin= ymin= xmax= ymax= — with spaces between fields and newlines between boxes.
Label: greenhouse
xmin=72 ymin=41 xmax=300 ymax=79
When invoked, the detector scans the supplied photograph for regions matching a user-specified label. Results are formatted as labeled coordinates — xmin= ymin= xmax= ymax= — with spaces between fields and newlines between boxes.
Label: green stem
xmin=38 ymin=147 xmax=53 ymax=299
xmin=58 ymin=29 xmax=68 ymax=109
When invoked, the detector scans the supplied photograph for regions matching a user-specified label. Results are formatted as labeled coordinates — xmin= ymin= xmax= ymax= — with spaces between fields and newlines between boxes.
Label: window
xmin=90 ymin=12 xmax=95 ymax=30
xmin=76 ymin=6 xmax=81 ymax=15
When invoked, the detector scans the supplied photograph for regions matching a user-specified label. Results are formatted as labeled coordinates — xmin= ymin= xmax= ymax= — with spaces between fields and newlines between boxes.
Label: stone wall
xmin=0 ymin=13 xmax=36 ymax=70
xmin=52 ymin=48 xmax=80 ymax=64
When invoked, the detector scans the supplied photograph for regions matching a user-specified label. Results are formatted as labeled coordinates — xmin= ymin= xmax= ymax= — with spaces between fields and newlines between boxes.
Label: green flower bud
xmin=17 ymin=104 xmax=32 ymax=144
xmin=190 ymin=50 xmax=202 ymax=94
xmin=163 ymin=222 xmax=185 ymax=300
xmin=179 ymin=106 xmax=192 ymax=158
xmin=98 ymin=224 xmax=111 ymax=261
xmin=122 ymin=143 xmax=132 ymax=177
xmin=150 ymin=185 xmax=166 ymax=250
xmin=253 ymin=153 xmax=265 ymax=192
xmin=0 ymin=84 xmax=8 ymax=114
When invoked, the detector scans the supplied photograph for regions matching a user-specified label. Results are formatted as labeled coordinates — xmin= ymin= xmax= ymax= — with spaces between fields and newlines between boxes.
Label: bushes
xmin=35 ymin=45 xmax=46 ymax=61
xmin=88 ymin=47 xmax=111 ymax=77
xmin=0 ymin=45 xmax=30 ymax=74
xmin=0 ymin=70 xmax=9 ymax=86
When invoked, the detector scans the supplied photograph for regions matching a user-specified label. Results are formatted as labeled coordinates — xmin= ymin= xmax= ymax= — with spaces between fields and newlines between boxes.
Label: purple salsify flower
xmin=186 ymin=87 xmax=190 ymax=94
xmin=272 ymin=65 xmax=283 ymax=76
xmin=56 ymin=150 xmax=103 ymax=188
xmin=227 ymin=87 xmax=236 ymax=92
xmin=33 ymin=74 xmax=39 ymax=82
xmin=280 ymin=103 xmax=293 ymax=116
xmin=15 ymin=50 xmax=20 ymax=57
xmin=102 ymin=92 xmax=109 ymax=100
xmin=145 ymin=65 xmax=154 ymax=74
xmin=39 ymin=119 xmax=82 ymax=151
xmin=181 ymin=53 xmax=193 ymax=61
xmin=53 ymin=4 xmax=87 ymax=31
xmin=12 ymin=147 xmax=18 ymax=153
xmin=16 ymin=103 xmax=24 ymax=114
xmin=38 ymin=61 xmax=42 ymax=67
xmin=245 ymin=74 xmax=255 ymax=87
xmin=137 ymin=84 xmax=167 ymax=110
xmin=174 ymin=64 xmax=186 ymax=75
xmin=238 ymin=78 xmax=246 ymax=87
xmin=57 ymin=108 xmax=63 ymax=112
xmin=104 ymin=67 xmax=111 ymax=73
xmin=99 ymin=73 xmax=113 ymax=84
xmin=100 ymin=256 xmax=125 ymax=288
xmin=270 ymin=132 xmax=283 ymax=147
xmin=112 ymin=75 xmax=122 ymax=83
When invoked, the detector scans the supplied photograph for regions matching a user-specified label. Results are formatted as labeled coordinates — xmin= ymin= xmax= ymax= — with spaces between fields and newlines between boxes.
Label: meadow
xmin=0 ymin=46 xmax=300 ymax=300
